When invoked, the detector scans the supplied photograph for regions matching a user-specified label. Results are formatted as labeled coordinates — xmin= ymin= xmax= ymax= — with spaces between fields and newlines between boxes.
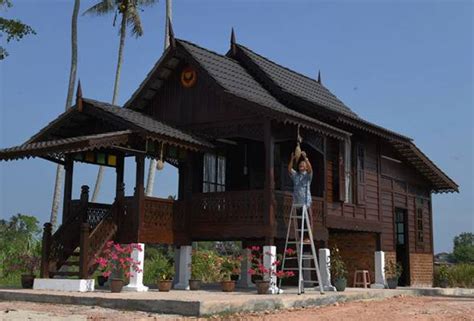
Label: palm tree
xmin=49 ymin=0 xmax=81 ymax=230
xmin=84 ymin=0 xmax=157 ymax=202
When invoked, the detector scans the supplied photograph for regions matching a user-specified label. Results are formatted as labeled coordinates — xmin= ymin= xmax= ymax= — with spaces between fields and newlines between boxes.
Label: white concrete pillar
xmin=123 ymin=243 xmax=148 ymax=292
xmin=319 ymin=248 xmax=336 ymax=291
xmin=371 ymin=251 xmax=386 ymax=289
xmin=174 ymin=245 xmax=192 ymax=290
xmin=237 ymin=248 xmax=254 ymax=288
xmin=263 ymin=245 xmax=282 ymax=294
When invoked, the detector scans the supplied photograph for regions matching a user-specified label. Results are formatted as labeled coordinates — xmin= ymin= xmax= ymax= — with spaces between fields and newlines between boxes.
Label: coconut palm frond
xmin=127 ymin=6 xmax=144 ymax=38
xmin=83 ymin=0 xmax=117 ymax=16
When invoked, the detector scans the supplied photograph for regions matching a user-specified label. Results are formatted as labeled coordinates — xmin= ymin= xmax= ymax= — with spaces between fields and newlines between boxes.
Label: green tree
xmin=0 ymin=0 xmax=36 ymax=60
xmin=452 ymin=232 xmax=474 ymax=264
xmin=84 ymin=0 xmax=158 ymax=202
xmin=0 ymin=214 xmax=40 ymax=270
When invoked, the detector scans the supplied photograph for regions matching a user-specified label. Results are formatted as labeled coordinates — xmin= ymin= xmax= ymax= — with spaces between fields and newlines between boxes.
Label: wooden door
xmin=395 ymin=208 xmax=410 ymax=285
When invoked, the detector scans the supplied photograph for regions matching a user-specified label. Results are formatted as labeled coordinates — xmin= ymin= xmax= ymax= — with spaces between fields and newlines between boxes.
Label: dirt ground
xmin=0 ymin=295 xmax=472 ymax=321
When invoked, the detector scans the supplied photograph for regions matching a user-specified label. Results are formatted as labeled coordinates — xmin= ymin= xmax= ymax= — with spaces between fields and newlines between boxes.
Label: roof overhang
xmin=391 ymin=141 xmax=459 ymax=193
xmin=0 ymin=130 xmax=132 ymax=163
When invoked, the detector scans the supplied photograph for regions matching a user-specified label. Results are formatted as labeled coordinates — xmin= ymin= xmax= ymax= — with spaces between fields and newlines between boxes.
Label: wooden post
xmin=40 ymin=223 xmax=52 ymax=278
xmin=62 ymin=155 xmax=74 ymax=223
xmin=79 ymin=222 xmax=90 ymax=279
xmin=263 ymin=119 xmax=275 ymax=245
xmin=116 ymin=154 xmax=125 ymax=195
xmin=80 ymin=185 xmax=90 ymax=223
xmin=134 ymin=154 xmax=145 ymax=242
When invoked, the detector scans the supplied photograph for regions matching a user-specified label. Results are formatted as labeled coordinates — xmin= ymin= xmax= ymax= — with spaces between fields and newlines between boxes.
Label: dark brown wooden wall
xmin=325 ymin=136 xmax=433 ymax=254
xmin=143 ymin=62 xmax=249 ymax=126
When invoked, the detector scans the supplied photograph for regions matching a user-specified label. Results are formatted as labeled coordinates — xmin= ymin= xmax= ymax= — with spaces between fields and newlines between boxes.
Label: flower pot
xmin=110 ymin=278 xmax=124 ymax=293
xmin=334 ymin=277 xmax=347 ymax=292
xmin=189 ymin=279 xmax=202 ymax=291
xmin=21 ymin=274 xmax=35 ymax=289
xmin=221 ymin=280 xmax=236 ymax=292
xmin=387 ymin=277 xmax=398 ymax=289
xmin=97 ymin=275 xmax=108 ymax=287
xmin=255 ymin=280 xmax=270 ymax=294
xmin=230 ymin=274 xmax=240 ymax=281
xmin=439 ymin=279 xmax=449 ymax=288
xmin=157 ymin=280 xmax=173 ymax=292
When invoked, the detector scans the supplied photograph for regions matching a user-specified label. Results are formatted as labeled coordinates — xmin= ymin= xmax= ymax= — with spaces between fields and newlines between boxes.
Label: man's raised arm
xmin=288 ymin=152 xmax=295 ymax=175
xmin=301 ymin=151 xmax=313 ymax=174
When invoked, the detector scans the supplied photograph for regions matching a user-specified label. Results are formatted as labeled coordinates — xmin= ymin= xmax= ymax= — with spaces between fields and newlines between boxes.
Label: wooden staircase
xmin=40 ymin=185 xmax=119 ymax=279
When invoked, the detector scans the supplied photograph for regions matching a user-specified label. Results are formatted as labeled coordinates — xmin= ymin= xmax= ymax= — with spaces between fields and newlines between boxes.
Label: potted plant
xmin=189 ymin=250 xmax=206 ymax=290
xmin=12 ymin=253 xmax=40 ymax=289
xmin=329 ymin=246 xmax=348 ymax=292
xmin=248 ymin=247 xmax=295 ymax=294
xmin=385 ymin=259 xmax=402 ymax=289
xmin=96 ymin=241 xmax=143 ymax=293
xmin=220 ymin=255 xmax=242 ymax=292
xmin=437 ymin=265 xmax=450 ymax=288
xmin=156 ymin=258 xmax=174 ymax=292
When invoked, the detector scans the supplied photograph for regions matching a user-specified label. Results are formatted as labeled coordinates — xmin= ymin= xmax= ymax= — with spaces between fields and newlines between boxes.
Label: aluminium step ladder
xmin=279 ymin=204 xmax=324 ymax=295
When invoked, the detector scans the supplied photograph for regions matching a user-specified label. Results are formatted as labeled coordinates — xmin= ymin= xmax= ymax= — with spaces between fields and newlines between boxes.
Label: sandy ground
xmin=0 ymin=295 xmax=473 ymax=321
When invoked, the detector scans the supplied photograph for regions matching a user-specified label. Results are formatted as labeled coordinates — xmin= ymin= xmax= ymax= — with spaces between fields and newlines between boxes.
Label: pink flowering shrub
xmin=95 ymin=241 xmax=142 ymax=279
xmin=247 ymin=247 xmax=295 ymax=280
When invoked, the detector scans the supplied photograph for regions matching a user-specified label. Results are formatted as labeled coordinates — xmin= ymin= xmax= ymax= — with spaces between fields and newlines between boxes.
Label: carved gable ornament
xmin=180 ymin=66 xmax=197 ymax=88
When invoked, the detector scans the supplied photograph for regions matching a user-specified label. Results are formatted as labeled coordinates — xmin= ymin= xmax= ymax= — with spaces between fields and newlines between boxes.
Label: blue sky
xmin=0 ymin=0 xmax=472 ymax=253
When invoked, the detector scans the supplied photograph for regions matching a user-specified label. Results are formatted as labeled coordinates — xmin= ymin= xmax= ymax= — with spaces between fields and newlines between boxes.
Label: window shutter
xmin=356 ymin=143 xmax=366 ymax=205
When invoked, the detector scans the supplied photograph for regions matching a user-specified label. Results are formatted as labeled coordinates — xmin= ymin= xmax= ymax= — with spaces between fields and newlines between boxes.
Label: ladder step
xmin=286 ymin=241 xmax=312 ymax=245
xmin=302 ymin=280 xmax=320 ymax=284
xmin=282 ymin=267 xmax=318 ymax=271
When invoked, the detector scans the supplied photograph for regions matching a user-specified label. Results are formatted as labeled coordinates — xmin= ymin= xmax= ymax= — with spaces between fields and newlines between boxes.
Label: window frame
xmin=202 ymin=152 xmax=226 ymax=193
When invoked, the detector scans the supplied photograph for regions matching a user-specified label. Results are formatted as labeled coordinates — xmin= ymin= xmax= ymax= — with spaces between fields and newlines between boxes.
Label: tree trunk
xmin=91 ymin=10 xmax=128 ymax=202
xmin=145 ymin=0 xmax=172 ymax=196
xmin=49 ymin=0 xmax=80 ymax=230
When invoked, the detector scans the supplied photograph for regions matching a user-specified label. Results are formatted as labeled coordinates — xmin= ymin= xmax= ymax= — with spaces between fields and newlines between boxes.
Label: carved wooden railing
xmin=274 ymin=190 xmax=325 ymax=236
xmin=187 ymin=190 xmax=265 ymax=224
xmin=41 ymin=185 xmax=115 ymax=278
xmin=140 ymin=197 xmax=175 ymax=243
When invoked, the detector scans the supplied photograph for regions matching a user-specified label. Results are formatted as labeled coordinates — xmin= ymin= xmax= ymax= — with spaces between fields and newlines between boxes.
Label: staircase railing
xmin=40 ymin=185 xmax=117 ymax=279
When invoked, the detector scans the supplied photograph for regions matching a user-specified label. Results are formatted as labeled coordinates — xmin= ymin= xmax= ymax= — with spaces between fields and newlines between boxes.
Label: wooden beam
xmin=263 ymin=119 xmax=275 ymax=244
xmin=62 ymin=155 xmax=74 ymax=223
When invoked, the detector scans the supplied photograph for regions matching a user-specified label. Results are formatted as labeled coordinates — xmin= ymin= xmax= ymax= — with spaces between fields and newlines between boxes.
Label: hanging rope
xmin=156 ymin=142 xmax=165 ymax=170
xmin=295 ymin=125 xmax=302 ymax=160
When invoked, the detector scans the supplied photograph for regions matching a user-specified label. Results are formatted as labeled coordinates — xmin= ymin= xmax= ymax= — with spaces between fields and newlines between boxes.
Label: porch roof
xmin=0 ymin=130 xmax=131 ymax=162
xmin=0 ymin=98 xmax=214 ymax=162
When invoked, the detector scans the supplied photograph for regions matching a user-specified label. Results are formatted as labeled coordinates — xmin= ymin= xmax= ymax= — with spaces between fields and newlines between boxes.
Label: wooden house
xmin=0 ymin=28 xmax=458 ymax=287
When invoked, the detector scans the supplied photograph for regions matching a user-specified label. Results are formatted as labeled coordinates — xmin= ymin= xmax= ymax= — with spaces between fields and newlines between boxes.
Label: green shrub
xmin=144 ymin=251 xmax=174 ymax=285
xmin=434 ymin=264 xmax=474 ymax=288
xmin=191 ymin=250 xmax=222 ymax=283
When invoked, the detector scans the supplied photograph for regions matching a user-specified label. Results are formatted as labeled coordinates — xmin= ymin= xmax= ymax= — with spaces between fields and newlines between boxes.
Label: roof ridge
xmin=176 ymin=38 xmax=241 ymax=64
xmin=236 ymin=43 xmax=333 ymax=93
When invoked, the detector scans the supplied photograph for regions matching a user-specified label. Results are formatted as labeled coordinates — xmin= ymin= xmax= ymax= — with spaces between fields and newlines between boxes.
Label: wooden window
xmin=356 ymin=143 xmax=366 ymax=205
xmin=415 ymin=198 xmax=424 ymax=244
xmin=203 ymin=153 xmax=226 ymax=193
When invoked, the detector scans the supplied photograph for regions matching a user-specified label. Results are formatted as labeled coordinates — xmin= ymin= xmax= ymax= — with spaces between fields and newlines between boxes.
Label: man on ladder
xmin=281 ymin=150 xmax=324 ymax=294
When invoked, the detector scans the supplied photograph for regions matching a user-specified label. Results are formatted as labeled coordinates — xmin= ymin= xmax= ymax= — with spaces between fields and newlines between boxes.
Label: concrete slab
xmin=33 ymin=279 xmax=95 ymax=292
xmin=0 ymin=286 xmax=472 ymax=317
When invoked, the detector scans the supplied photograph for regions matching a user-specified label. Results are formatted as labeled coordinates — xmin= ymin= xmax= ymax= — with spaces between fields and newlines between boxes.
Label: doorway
xmin=394 ymin=208 xmax=410 ymax=286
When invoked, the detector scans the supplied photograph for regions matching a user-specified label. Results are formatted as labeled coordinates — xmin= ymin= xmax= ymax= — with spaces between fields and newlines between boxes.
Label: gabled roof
xmin=83 ymin=98 xmax=213 ymax=148
xmin=177 ymin=39 xmax=350 ymax=139
xmin=234 ymin=44 xmax=358 ymax=118
xmin=6 ymin=98 xmax=213 ymax=158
